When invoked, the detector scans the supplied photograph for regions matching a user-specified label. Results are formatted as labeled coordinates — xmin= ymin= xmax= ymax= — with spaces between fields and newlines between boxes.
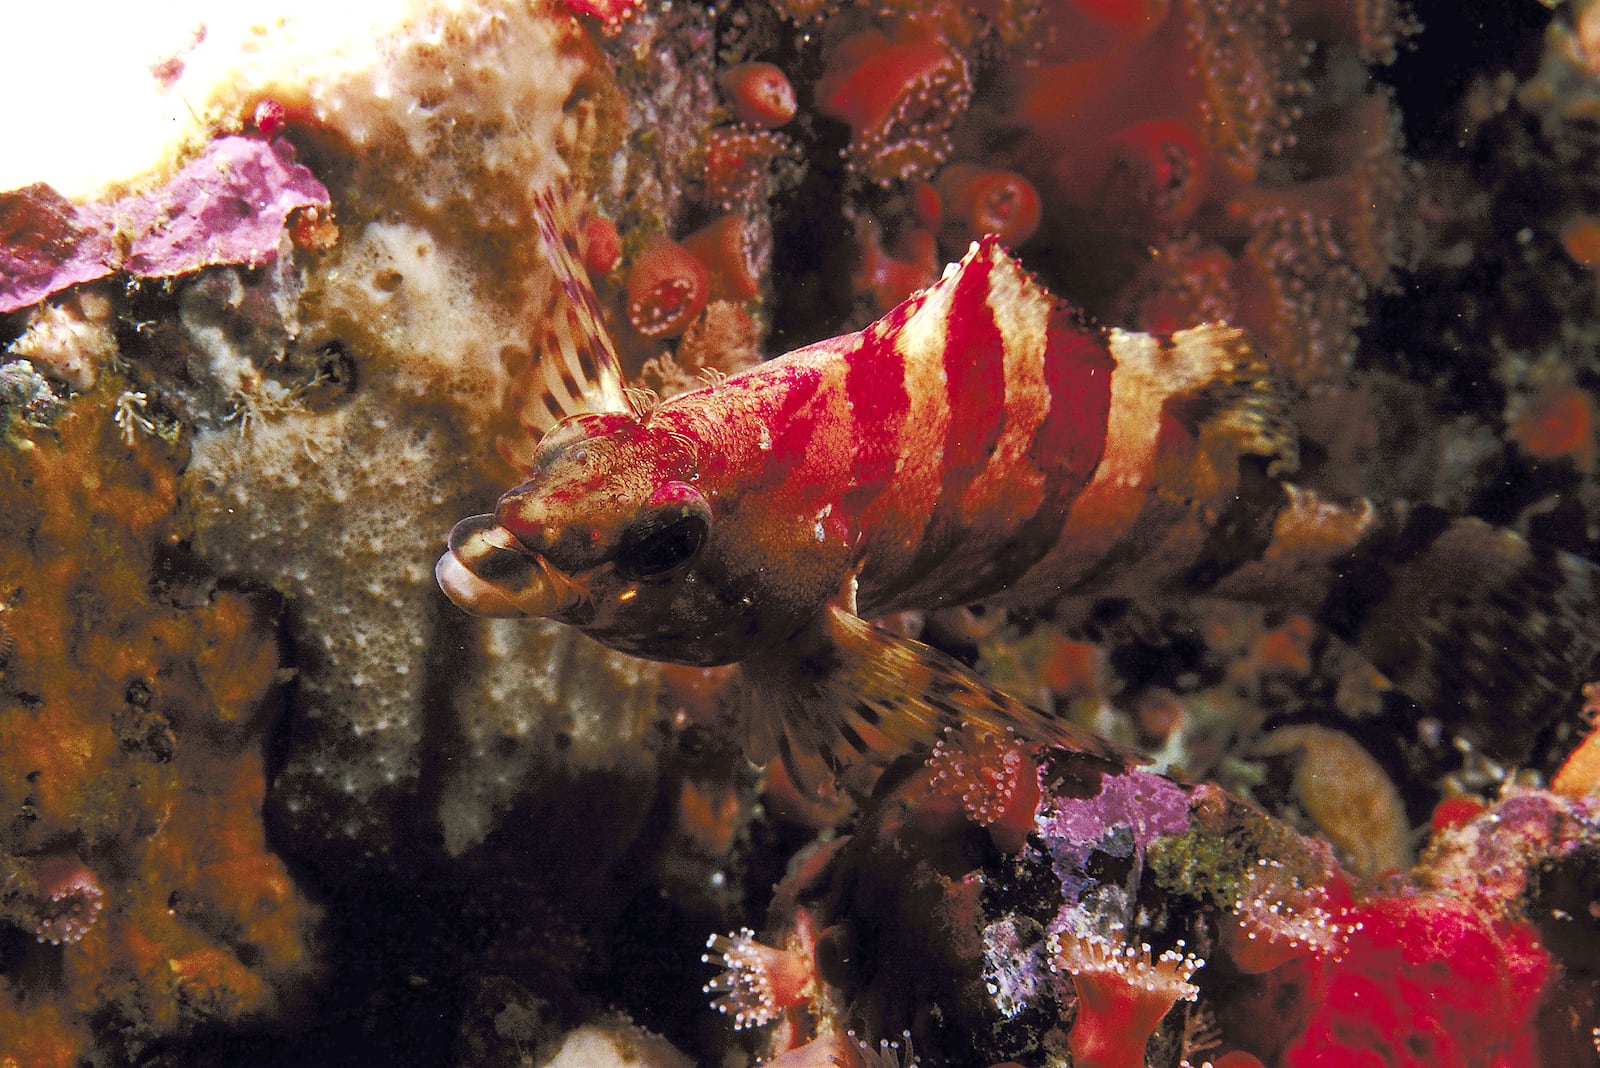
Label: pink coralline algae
xmin=1037 ymin=767 xmax=1192 ymax=893
xmin=0 ymin=136 xmax=330 ymax=314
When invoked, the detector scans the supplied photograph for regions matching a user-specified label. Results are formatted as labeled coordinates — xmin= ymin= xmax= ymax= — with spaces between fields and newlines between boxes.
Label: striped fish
xmin=437 ymin=197 xmax=1600 ymax=788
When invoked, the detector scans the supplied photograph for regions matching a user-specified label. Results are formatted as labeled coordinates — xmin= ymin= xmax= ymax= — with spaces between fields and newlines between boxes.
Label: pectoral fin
xmin=737 ymin=606 xmax=1140 ymax=793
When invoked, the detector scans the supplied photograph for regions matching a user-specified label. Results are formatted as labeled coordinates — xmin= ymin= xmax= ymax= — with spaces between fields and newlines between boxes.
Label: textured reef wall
xmin=2 ymin=0 xmax=1600 ymax=1065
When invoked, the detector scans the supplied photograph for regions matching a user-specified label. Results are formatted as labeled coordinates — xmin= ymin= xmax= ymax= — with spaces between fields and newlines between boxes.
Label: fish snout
xmin=435 ymin=513 xmax=563 ymax=618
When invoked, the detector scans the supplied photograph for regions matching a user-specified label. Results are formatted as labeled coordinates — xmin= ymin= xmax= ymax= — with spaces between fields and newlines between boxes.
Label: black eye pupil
xmin=619 ymin=514 xmax=707 ymax=578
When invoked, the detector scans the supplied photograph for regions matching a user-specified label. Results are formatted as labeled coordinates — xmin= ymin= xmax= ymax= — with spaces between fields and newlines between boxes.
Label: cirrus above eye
xmin=617 ymin=512 xmax=709 ymax=578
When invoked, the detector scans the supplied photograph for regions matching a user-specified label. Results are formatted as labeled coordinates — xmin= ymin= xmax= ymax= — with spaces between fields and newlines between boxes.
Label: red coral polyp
xmin=30 ymin=852 xmax=104 ymax=946
xmin=1099 ymin=118 xmax=1207 ymax=231
xmin=681 ymin=214 xmax=762 ymax=302
xmin=721 ymin=62 xmax=799 ymax=129
xmin=1224 ymin=859 xmax=1357 ymax=975
xmin=626 ymin=238 xmax=711 ymax=340
xmin=702 ymin=925 xmax=817 ymax=1029
xmin=703 ymin=126 xmax=789 ymax=210
xmin=1048 ymin=926 xmax=1204 ymax=1068
xmin=925 ymin=726 xmax=1043 ymax=853
xmin=935 ymin=165 xmax=1043 ymax=247
xmin=817 ymin=25 xmax=972 ymax=185
xmin=582 ymin=215 xmax=623 ymax=277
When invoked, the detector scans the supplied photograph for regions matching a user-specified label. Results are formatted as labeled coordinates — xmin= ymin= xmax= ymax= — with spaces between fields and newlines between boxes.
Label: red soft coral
xmin=1281 ymin=894 xmax=1551 ymax=1068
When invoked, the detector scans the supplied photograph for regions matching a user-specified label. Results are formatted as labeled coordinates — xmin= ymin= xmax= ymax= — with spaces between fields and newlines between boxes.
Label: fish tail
xmin=1199 ymin=480 xmax=1600 ymax=758
xmin=736 ymin=606 xmax=1137 ymax=794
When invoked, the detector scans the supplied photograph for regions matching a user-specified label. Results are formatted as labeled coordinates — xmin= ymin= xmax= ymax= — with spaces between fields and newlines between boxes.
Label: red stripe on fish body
xmin=999 ymin=324 xmax=1273 ymax=602
xmin=861 ymin=254 xmax=1115 ymax=611
xmin=666 ymin=239 xmax=1114 ymax=617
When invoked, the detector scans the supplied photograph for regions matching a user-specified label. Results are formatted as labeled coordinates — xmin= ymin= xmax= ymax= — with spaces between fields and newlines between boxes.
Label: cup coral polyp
xmin=816 ymin=24 xmax=973 ymax=185
xmin=29 ymin=852 xmax=104 ymax=946
xmin=925 ymin=726 xmax=1043 ymax=853
xmin=1099 ymin=118 xmax=1207 ymax=232
xmin=702 ymin=125 xmax=790 ymax=210
xmin=1223 ymin=858 xmax=1357 ymax=975
xmin=934 ymin=165 xmax=1043 ymax=247
xmin=702 ymin=921 xmax=818 ymax=1029
xmin=681 ymin=214 xmax=762 ymax=302
xmin=626 ymin=238 xmax=711 ymax=339
xmin=1047 ymin=925 xmax=1204 ymax=1068
xmin=721 ymin=62 xmax=799 ymax=129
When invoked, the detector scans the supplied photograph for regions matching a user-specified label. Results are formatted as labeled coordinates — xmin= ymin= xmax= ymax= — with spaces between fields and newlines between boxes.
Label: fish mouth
xmin=436 ymin=513 xmax=566 ymax=618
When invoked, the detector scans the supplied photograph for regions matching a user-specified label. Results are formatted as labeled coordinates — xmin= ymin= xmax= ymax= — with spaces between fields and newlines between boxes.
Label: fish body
xmin=438 ymin=210 xmax=1600 ymax=783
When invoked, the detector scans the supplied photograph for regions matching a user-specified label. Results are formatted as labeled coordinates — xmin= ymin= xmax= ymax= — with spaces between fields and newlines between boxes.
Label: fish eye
xmin=617 ymin=512 xmax=708 ymax=578
xmin=616 ymin=481 xmax=712 ymax=580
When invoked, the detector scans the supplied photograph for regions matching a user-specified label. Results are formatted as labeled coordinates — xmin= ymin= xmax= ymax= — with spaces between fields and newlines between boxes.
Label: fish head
xmin=437 ymin=411 xmax=817 ymax=664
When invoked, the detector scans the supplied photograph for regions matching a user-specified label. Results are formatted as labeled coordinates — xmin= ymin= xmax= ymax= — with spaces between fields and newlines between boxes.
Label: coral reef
xmin=2 ymin=0 xmax=1600 ymax=1063
xmin=0 ymin=389 xmax=316 ymax=1064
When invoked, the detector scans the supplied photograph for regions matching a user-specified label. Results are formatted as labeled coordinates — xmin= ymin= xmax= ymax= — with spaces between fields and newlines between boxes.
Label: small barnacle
xmin=0 ymin=359 xmax=66 ymax=429
xmin=701 ymin=923 xmax=817 ymax=1029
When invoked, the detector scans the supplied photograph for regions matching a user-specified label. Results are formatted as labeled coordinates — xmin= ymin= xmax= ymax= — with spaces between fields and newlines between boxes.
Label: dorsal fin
xmin=514 ymin=185 xmax=638 ymax=445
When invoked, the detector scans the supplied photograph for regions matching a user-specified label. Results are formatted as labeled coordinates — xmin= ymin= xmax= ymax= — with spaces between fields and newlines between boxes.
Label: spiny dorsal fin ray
xmin=519 ymin=185 xmax=637 ymax=440
xmin=736 ymin=606 xmax=1141 ymax=795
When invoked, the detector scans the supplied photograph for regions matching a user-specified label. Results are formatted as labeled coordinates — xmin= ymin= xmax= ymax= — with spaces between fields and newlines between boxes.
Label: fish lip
xmin=436 ymin=514 xmax=563 ymax=618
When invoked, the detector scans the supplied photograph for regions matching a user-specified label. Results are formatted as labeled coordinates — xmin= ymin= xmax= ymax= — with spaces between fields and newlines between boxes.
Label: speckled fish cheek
xmin=715 ymin=359 xmax=859 ymax=613
xmin=737 ymin=362 xmax=830 ymax=499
